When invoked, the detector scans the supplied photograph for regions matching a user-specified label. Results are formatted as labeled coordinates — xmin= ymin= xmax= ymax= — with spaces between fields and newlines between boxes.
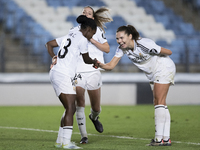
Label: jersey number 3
xmin=58 ymin=38 xmax=71 ymax=58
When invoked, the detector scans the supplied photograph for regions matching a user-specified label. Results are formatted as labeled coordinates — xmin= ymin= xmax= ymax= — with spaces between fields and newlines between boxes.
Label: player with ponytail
xmin=72 ymin=6 xmax=113 ymax=144
xmin=98 ymin=25 xmax=175 ymax=146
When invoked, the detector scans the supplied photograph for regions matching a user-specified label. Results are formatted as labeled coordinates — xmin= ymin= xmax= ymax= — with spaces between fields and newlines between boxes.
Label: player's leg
xmin=88 ymin=88 xmax=101 ymax=118
xmin=87 ymin=88 xmax=103 ymax=133
xmin=50 ymin=71 xmax=81 ymax=148
xmin=55 ymin=111 xmax=65 ymax=148
xmin=163 ymin=105 xmax=171 ymax=146
xmin=148 ymin=83 xmax=170 ymax=146
xmin=87 ymin=71 xmax=103 ymax=133
xmin=59 ymin=93 xmax=77 ymax=147
xmin=76 ymin=86 xmax=88 ymax=144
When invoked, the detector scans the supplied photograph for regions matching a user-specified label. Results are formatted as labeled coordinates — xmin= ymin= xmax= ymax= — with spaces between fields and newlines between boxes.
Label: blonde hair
xmin=85 ymin=6 xmax=113 ymax=32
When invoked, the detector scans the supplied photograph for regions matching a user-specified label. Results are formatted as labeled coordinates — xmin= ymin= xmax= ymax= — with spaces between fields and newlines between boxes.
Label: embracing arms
xmin=90 ymin=38 xmax=110 ymax=53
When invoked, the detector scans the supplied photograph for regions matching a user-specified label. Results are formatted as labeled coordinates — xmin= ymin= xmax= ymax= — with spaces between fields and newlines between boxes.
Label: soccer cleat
xmin=89 ymin=114 xmax=103 ymax=133
xmin=80 ymin=137 xmax=88 ymax=144
xmin=62 ymin=142 xmax=82 ymax=149
xmin=163 ymin=139 xmax=171 ymax=146
xmin=54 ymin=142 xmax=62 ymax=148
xmin=147 ymin=139 xmax=164 ymax=146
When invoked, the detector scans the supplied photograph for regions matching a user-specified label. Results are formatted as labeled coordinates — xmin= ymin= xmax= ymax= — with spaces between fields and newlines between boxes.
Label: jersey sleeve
xmin=96 ymin=27 xmax=107 ymax=44
xmin=114 ymin=46 xmax=124 ymax=58
xmin=143 ymin=38 xmax=161 ymax=54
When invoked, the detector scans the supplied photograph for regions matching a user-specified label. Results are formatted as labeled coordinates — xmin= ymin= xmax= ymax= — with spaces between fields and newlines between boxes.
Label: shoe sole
xmin=54 ymin=143 xmax=62 ymax=148
xmin=163 ymin=143 xmax=171 ymax=146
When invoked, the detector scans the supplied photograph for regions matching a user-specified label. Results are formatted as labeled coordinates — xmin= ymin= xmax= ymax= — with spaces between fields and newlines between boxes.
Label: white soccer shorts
xmin=49 ymin=70 xmax=76 ymax=97
xmin=149 ymin=65 xmax=176 ymax=90
xmin=75 ymin=70 xmax=102 ymax=90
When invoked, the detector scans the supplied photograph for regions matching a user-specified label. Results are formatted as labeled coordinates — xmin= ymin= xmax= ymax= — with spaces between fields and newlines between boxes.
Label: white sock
xmin=76 ymin=107 xmax=87 ymax=138
xmin=90 ymin=108 xmax=101 ymax=120
xmin=63 ymin=126 xmax=73 ymax=145
xmin=163 ymin=106 xmax=171 ymax=141
xmin=56 ymin=127 xmax=63 ymax=144
xmin=154 ymin=105 xmax=166 ymax=142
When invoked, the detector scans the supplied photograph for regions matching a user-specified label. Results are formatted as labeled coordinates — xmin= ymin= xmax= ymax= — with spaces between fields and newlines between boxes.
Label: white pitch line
xmin=0 ymin=126 xmax=200 ymax=146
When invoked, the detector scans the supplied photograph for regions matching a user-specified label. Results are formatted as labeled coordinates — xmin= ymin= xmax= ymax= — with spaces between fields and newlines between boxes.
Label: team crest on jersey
xmin=125 ymin=51 xmax=148 ymax=63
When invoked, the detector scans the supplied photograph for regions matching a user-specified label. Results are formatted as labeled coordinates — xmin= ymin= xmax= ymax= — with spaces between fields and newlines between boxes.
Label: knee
xmin=154 ymin=97 xmax=165 ymax=106
xmin=76 ymin=96 xmax=85 ymax=107
xmin=91 ymin=105 xmax=101 ymax=112
xmin=66 ymin=104 xmax=76 ymax=115
xmin=76 ymin=100 xmax=85 ymax=107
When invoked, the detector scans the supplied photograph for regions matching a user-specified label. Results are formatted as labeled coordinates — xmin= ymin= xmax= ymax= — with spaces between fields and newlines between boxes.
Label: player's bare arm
xmin=90 ymin=39 xmax=110 ymax=53
xmin=82 ymin=53 xmax=99 ymax=69
xmin=99 ymin=56 xmax=120 ymax=70
xmin=45 ymin=39 xmax=58 ymax=68
xmin=160 ymin=47 xmax=172 ymax=56
xmin=46 ymin=39 xmax=58 ymax=58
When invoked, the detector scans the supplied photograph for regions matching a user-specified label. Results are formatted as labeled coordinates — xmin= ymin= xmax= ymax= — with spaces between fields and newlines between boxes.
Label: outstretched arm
xmin=99 ymin=56 xmax=121 ymax=71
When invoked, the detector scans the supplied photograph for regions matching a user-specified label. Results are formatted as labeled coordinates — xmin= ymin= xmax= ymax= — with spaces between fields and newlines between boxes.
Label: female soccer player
xmin=71 ymin=6 xmax=113 ymax=144
xmin=46 ymin=15 xmax=98 ymax=149
xmin=98 ymin=25 xmax=176 ymax=146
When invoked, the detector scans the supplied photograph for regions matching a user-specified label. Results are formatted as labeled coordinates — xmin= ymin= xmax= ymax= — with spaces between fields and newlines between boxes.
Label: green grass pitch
xmin=0 ymin=105 xmax=199 ymax=150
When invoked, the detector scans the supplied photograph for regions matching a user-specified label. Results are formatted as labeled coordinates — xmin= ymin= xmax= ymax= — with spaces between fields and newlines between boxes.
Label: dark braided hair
xmin=117 ymin=25 xmax=140 ymax=43
xmin=76 ymin=15 xmax=97 ymax=31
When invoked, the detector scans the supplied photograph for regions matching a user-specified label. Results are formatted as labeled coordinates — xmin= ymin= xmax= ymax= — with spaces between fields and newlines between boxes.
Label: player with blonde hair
xmin=73 ymin=6 xmax=113 ymax=144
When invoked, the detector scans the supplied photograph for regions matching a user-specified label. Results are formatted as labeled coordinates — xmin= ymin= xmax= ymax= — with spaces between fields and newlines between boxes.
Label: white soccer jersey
xmin=69 ymin=25 xmax=107 ymax=72
xmin=115 ymin=38 xmax=176 ymax=83
xmin=52 ymin=30 xmax=89 ymax=77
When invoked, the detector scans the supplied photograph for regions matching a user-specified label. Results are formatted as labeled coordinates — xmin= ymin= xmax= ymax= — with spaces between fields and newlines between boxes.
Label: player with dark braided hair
xmin=46 ymin=15 xmax=99 ymax=149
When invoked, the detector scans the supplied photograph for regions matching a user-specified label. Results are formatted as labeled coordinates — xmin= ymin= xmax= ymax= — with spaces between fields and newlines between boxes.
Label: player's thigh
xmin=59 ymin=93 xmax=76 ymax=111
xmin=153 ymin=83 xmax=170 ymax=105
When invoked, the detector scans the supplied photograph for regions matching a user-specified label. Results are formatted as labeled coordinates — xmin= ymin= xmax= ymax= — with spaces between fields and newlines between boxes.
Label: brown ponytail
xmin=117 ymin=25 xmax=140 ymax=42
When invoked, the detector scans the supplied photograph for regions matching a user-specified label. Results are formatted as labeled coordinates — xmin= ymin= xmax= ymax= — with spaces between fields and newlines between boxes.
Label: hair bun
xmin=76 ymin=15 xmax=88 ymax=24
xmin=76 ymin=15 xmax=97 ymax=31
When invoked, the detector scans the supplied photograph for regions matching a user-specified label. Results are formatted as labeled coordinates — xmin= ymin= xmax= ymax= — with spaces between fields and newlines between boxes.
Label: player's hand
xmin=93 ymin=58 xmax=100 ymax=69
xmin=50 ymin=55 xmax=57 ymax=69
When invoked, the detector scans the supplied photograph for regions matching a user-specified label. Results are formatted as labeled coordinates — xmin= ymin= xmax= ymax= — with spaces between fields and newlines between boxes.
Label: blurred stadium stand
xmin=0 ymin=0 xmax=200 ymax=72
